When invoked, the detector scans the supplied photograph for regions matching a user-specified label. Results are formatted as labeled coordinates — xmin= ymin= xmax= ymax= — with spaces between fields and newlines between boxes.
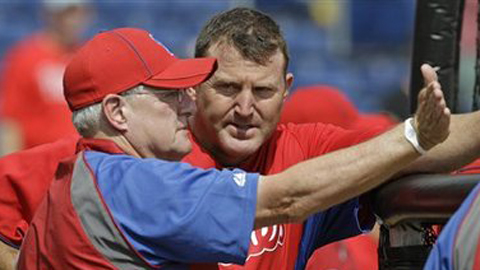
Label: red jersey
xmin=0 ymin=135 xmax=78 ymax=248
xmin=0 ymin=32 xmax=79 ymax=149
xmin=305 ymin=234 xmax=378 ymax=270
xmin=453 ymin=158 xmax=480 ymax=175
xmin=183 ymin=123 xmax=382 ymax=270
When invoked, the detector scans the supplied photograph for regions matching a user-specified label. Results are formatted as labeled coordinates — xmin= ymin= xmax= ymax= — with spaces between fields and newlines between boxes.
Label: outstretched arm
xmin=254 ymin=64 xmax=450 ymax=229
xmin=403 ymin=111 xmax=480 ymax=174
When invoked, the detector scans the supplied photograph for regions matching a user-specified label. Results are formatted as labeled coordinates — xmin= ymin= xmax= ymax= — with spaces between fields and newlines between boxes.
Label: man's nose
xmin=234 ymin=89 xmax=254 ymax=116
xmin=178 ymin=91 xmax=195 ymax=117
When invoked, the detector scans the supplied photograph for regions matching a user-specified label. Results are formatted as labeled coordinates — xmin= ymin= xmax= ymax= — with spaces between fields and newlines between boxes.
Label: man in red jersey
xmin=0 ymin=136 xmax=79 ymax=248
xmin=186 ymin=8 xmax=480 ymax=270
xmin=0 ymin=136 xmax=78 ymax=270
xmin=0 ymin=0 xmax=91 ymax=151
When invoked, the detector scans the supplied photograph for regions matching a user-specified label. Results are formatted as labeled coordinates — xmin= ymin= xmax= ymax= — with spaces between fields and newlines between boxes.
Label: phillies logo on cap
xmin=149 ymin=34 xmax=174 ymax=56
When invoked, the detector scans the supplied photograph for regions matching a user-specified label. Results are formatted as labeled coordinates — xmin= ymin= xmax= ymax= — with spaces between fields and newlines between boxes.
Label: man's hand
xmin=414 ymin=64 xmax=451 ymax=151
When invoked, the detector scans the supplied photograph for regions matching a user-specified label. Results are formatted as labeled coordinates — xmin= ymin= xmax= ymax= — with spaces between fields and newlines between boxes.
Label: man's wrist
xmin=404 ymin=117 xmax=427 ymax=155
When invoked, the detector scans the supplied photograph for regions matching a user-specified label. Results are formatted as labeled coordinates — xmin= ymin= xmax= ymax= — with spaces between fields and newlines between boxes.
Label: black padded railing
xmin=373 ymin=173 xmax=480 ymax=226
xmin=373 ymin=174 xmax=480 ymax=270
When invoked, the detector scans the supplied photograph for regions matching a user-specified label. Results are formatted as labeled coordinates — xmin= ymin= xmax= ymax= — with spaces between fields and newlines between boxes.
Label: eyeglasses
xmin=152 ymin=90 xmax=186 ymax=103
xmin=134 ymin=89 xmax=187 ymax=104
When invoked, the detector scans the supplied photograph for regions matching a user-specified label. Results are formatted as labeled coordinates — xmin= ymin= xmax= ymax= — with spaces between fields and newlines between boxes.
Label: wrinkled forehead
xmin=205 ymin=40 xmax=287 ymax=73
xmin=208 ymin=63 xmax=285 ymax=92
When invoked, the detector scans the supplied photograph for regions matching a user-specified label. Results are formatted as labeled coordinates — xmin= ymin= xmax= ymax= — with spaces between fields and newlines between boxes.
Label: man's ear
xmin=284 ymin=73 xmax=294 ymax=100
xmin=102 ymin=94 xmax=128 ymax=132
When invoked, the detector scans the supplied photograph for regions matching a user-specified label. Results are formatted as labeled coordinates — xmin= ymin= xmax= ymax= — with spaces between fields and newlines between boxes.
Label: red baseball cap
xmin=280 ymin=85 xmax=358 ymax=128
xmin=64 ymin=27 xmax=217 ymax=111
xmin=280 ymin=85 xmax=397 ymax=130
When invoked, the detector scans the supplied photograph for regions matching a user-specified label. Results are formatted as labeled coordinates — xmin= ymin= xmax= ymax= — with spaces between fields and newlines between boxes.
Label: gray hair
xmin=71 ymin=85 xmax=146 ymax=137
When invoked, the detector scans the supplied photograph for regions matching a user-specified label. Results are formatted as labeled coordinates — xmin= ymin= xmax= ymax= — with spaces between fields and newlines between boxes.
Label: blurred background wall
xmin=0 ymin=0 xmax=416 ymax=110
xmin=0 ymin=0 xmax=476 ymax=153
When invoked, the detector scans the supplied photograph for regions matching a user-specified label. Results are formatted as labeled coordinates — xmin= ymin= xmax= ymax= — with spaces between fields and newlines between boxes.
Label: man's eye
xmin=160 ymin=92 xmax=178 ymax=100
xmin=254 ymin=87 xmax=275 ymax=98
xmin=216 ymin=84 xmax=238 ymax=96
xmin=167 ymin=92 xmax=179 ymax=99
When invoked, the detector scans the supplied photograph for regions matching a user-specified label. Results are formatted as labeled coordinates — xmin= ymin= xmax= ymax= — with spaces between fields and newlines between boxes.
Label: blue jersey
xmin=85 ymin=150 xmax=259 ymax=266
xmin=424 ymin=182 xmax=480 ymax=270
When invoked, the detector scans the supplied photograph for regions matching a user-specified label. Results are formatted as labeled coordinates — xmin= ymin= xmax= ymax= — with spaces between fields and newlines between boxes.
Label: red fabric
xmin=305 ymin=234 xmax=378 ymax=270
xmin=64 ymin=28 xmax=216 ymax=110
xmin=183 ymin=123 xmax=382 ymax=270
xmin=0 ymin=135 xmax=78 ymax=248
xmin=76 ymin=137 xmax=126 ymax=154
xmin=474 ymin=232 xmax=480 ymax=270
xmin=280 ymin=85 xmax=397 ymax=130
xmin=16 ymin=154 xmax=121 ymax=269
xmin=0 ymin=32 xmax=79 ymax=149
xmin=453 ymin=158 xmax=480 ymax=175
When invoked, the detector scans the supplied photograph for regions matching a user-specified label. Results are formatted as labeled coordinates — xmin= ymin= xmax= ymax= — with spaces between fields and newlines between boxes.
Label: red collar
xmin=76 ymin=138 xmax=126 ymax=155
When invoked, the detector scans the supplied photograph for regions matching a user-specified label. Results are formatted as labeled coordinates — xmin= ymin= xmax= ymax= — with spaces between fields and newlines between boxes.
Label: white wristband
xmin=404 ymin=117 xmax=427 ymax=155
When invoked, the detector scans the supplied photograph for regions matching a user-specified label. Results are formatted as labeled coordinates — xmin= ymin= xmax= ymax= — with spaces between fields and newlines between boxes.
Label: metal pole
xmin=473 ymin=0 xmax=480 ymax=110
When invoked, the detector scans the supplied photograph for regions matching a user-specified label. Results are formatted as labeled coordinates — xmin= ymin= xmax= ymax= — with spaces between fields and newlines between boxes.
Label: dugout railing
xmin=373 ymin=174 xmax=480 ymax=269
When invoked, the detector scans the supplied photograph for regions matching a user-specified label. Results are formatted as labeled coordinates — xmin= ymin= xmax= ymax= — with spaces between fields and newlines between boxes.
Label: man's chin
xmin=170 ymin=142 xmax=192 ymax=160
xmin=165 ymin=147 xmax=191 ymax=161
xmin=220 ymin=137 xmax=261 ymax=161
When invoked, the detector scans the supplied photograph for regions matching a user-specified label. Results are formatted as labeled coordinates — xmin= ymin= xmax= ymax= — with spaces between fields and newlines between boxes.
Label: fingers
xmin=438 ymin=106 xmax=451 ymax=135
xmin=421 ymin=64 xmax=438 ymax=87
xmin=414 ymin=64 xmax=450 ymax=150
xmin=417 ymin=63 xmax=438 ymax=110
xmin=425 ymin=82 xmax=443 ymax=123
xmin=415 ymin=81 xmax=437 ymax=128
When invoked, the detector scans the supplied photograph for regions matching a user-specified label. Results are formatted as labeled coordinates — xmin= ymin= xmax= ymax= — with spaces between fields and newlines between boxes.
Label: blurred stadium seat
xmin=0 ymin=0 xmax=413 ymax=116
